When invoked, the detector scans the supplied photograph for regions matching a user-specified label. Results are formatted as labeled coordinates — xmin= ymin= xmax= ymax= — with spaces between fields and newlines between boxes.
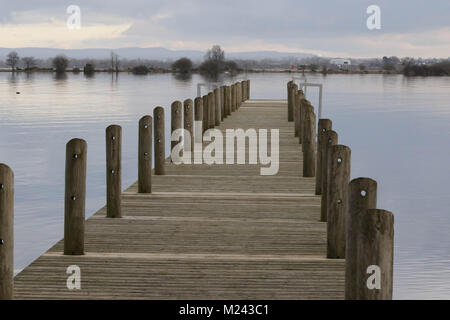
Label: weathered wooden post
xmin=224 ymin=86 xmax=230 ymax=117
xmin=138 ymin=116 xmax=152 ymax=193
xmin=231 ymin=84 xmax=236 ymax=112
xmin=287 ymin=81 xmax=296 ymax=122
xmin=106 ymin=125 xmax=122 ymax=218
xmin=0 ymin=164 xmax=13 ymax=300
xmin=327 ymin=145 xmax=351 ymax=258
xmin=171 ymin=101 xmax=182 ymax=157
xmin=345 ymin=178 xmax=378 ymax=300
xmin=64 ymin=138 xmax=87 ymax=255
xmin=241 ymin=81 xmax=246 ymax=101
xmin=287 ymin=81 xmax=292 ymax=121
xmin=354 ymin=209 xmax=394 ymax=300
xmin=138 ymin=116 xmax=153 ymax=193
xmin=302 ymin=104 xmax=316 ymax=177
xmin=154 ymin=107 xmax=165 ymax=175
xmin=194 ymin=97 xmax=203 ymax=145
xmin=214 ymin=88 xmax=220 ymax=126
xmin=184 ymin=99 xmax=194 ymax=152
xmin=320 ymin=130 xmax=338 ymax=222
xmin=238 ymin=82 xmax=242 ymax=107
xmin=236 ymin=82 xmax=242 ymax=108
xmin=287 ymin=80 xmax=293 ymax=100
xmin=208 ymin=92 xmax=215 ymax=128
xmin=235 ymin=83 xmax=239 ymax=110
xmin=294 ymin=90 xmax=303 ymax=137
xmin=315 ymin=119 xmax=333 ymax=195
xmin=202 ymin=94 xmax=208 ymax=133
xmin=299 ymin=98 xmax=309 ymax=145
xmin=246 ymin=80 xmax=250 ymax=99
xmin=220 ymin=86 xmax=225 ymax=121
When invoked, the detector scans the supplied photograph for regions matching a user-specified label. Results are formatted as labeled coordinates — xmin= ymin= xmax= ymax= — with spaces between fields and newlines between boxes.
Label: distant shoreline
xmin=0 ymin=69 xmax=403 ymax=75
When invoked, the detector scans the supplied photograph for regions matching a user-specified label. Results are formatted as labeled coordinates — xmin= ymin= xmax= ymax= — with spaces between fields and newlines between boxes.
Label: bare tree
xmin=22 ymin=57 xmax=36 ymax=70
xmin=205 ymin=45 xmax=225 ymax=63
xmin=6 ymin=51 xmax=20 ymax=71
xmin=110 ymin=51 xmax=120 ymax=72
xmin=52 ymin=55 xmax=69 ymax=73
xmin=114 ymin=54 xmax=120 ymax=72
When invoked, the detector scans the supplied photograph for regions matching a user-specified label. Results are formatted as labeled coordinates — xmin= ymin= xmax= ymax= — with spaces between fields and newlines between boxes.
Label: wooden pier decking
xmin=13 ymin=99 xmax=345 ymax=299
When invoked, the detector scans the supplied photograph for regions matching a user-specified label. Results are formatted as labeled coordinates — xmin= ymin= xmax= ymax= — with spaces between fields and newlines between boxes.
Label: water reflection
xmin=54 ymin=72 xmax=68 ymax=81
xmin=84 ymin=72 xmax=95 ymax=79
xmin=173 ymin=72 xmax=192 ymax=81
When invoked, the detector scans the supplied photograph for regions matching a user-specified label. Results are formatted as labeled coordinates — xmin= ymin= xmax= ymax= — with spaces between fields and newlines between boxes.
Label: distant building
xmin=330 ymin=58 xmax=351 ymax=70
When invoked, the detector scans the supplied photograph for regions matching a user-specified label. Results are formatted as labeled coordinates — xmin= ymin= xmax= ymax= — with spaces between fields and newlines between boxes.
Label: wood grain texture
xmin=138 ymin=116 xmax=152 ymax=193
xmin=106 ymin=125 xmax=122 ymax=218
xmin=14 ymin=100 xmax=344 ymax=300
xmin=64 ymin=138 xmax=86 ymax=255
xmin=154 ymin=107 xmax=165 ymax=175
xmin=0 ymin=164 xmax=14 ymax=299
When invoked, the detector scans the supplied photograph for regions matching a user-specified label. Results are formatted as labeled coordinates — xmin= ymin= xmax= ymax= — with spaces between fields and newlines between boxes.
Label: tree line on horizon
xmin=1 ymin=48 xmax=449 ymax=77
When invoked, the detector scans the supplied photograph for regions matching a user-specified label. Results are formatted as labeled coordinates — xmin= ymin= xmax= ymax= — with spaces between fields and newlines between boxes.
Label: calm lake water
xmin=0 ymin=72 xmax=449 ymax=299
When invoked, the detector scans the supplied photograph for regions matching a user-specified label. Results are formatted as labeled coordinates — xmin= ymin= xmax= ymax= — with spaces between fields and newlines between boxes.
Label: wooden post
xmin=354 ymin=209 xmax=394 ymax=300
xmin=302 ymin=105 xmax=316 ymax=177
xmin=327 ymin=145 xmax=351 ymax=258
xmin=345 ymin=178 xmax=377 ymax=300
xmin=154 ymin=106 xmax=165 ymax=175
xmin=245 ymin=80 xmax=249 ymax=100
xmin=64 ymin=138 xmax=87 ymax=255
xmin=106 ymin=125 xmax=122 ymax=218
xmin=214 ymin=88 xmax=220 ymax=126
xmin=235 ymin=83 xmax=239 ymax=109
xmin=315 ymin=119 xmax=333 ymax=195
xmin=0 ymin=164 xmax=13 ymax=300
xmin=220 ymin=86 xmax=225 ymax=121
xmin=184 ymin=99 xmax=194 ymax=152
xmin=246 ymin=80 xmax=250 ymax=100
xmin=320 ymin=130 xmax=338 ymax=222
xmin=242 ymin=81 xmax=246 ymax=101
xmin=171 ymin=101 xmax=182 ymax=155
xmin=288 ymin=82 xmax=296 ymax=122
xmin=287 ymin=81 xmax=292 ymax=122
xmin=138 ymin=116 xmax=152 ymax=193
xmin=294 ymin=90 xmax=303 ymax=137
xmin=194 ymin=97 xmax=203 ymax=145
xmin=225 ymin=86 xmax=231 ymax=116
xmin=202 ymin=94 xmax=208 ymax=133
xmin=222 ymin=87 xmax=227 ymax=118
xmin=208 ymin=92 xmax=215 ymax=128
xmin=237 ymin=83 xmax=241 ymax=108
xmin=235 ymin=83 xmax=239 ymax=110
xmin=287 ymin=80 xmax=293 ymax=100
xmin=237 ymin=82 xmax=242 ymax=108
xmin=299 ymin=98 xmax=309 ymax=145
xmin=230 ymin=84 xmax=234 ymax=112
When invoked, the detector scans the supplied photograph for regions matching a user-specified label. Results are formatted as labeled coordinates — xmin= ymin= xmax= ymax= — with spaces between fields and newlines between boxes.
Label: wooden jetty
xmin=0 ymin=80 xmax=394 ymax=300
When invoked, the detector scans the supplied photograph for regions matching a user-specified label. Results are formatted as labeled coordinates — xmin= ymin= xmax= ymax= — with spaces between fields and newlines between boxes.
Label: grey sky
xmin=1 ymin=0 xmax=449 ymax=57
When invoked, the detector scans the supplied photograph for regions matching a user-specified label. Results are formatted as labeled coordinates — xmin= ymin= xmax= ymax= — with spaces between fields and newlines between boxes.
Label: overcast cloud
xmin=0 ymin=0 xmax=449 ymax=57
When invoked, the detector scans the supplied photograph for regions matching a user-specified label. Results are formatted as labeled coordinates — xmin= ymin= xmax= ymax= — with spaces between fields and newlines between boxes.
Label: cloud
xmin=0 ymin=1 xmax=449 ymax=57
xmin=0 ymin=18 xmax=132 ymax=49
